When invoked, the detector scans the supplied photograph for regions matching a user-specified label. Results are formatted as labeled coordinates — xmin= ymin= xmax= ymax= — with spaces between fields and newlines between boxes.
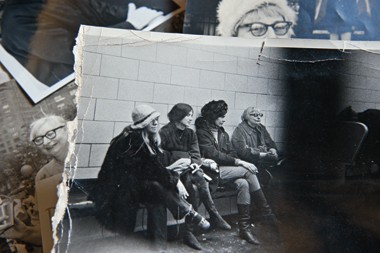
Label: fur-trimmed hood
xmin=216 ymin=0 xmax=297 ymax=37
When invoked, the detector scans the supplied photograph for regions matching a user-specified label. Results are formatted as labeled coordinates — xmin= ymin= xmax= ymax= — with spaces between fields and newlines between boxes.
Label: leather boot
xmin=237 ymin=205 xmax=261 ymax=245
xmin=183 ymin=223 xmax=202 ymax=250
xmin=198 ymin=183 xmax=231 ymax=230
xmin=251 ymin=189 xmax=278 ymax=225
xmin=186 ymin=209 xmax=210 ymax=230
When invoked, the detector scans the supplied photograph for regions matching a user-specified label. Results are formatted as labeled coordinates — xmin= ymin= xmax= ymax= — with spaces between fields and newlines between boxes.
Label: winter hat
xmin=168 ymin=103 xmax=193 ymax=123
xmin=201 ymin=100 xmax=228 ymax=123
xmin=216 ymin=0 xmax=297 ymax=37
xmin=130 ymin=104 xmax=160 ymax=130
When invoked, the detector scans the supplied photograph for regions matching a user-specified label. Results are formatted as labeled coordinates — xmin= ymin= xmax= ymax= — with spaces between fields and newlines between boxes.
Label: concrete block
xmin=118 ymin=80 xmax=154 ymax=102
xmin=247 ymin=76 xmax=268 ymax=94
xmin=268 ymin=79 xmax=288 ymax=96
xmin=225 ymin=109 xmax=241 ymax=127
xmin=100 ymin=55 xmax=139 ymax=80
xmin=266 ymin=95 xmax=286 ymax=112
xmin=153 ymin=84 xmax=184 ymax=104
xmin=237 ymin=58 xmax=259 ymax=76
xmin=121 ymin=43 xmax=157 ymax=62
xmin=95 ymin=99 xmax=135 ymax=122
xmin=200 ymin=70 xmax=225 ymax=90
xmin=235 ymin=93 xmax=257 ymax=109
xmin=211 ymin=90 xmax=235 ymax=108
xmin=72 ymin=167 xmax=100 ymax=180
xmin=226 ymin=46 xmax=251 ymax=58
xmin=186 ymin=48 xmax=214 ymax=70
xmin=114 ymin=122 xmax=131 ymax=137
xmin=257 ymin=94 xmax=268 ymax=110
xmin=71 ymin=144 xmax=91 ymax=168
xmin=266 ymin=111 xmax=284 ymax=128
xmin=81 ymin=76 xmax=119 ymax=99
xmin=86 ymin=37 xmax=122 ymax=57
xmin=77 ymin=97 xmax=96 ymax=120
xmin=257 ymin=60 xmax=280 ymax=79
xmin=138 ymin=61 xmax=172 ymax=84
xmin=80 ymin=121 xmax=114 ymax=144
xmin=82 ymin=52 xmax=101 ymax=75
xmin=183 ymin=88 xmax=212 ymax=107
xmin=213 ymin=53 xmax=237 ymax=74
xmin=369 ymin=90 xmax=380 ymax=103
xmin=248 ymin=47 xmax=263 ymax=60
xmin=157 ymin=43 xmax=187 ymax=66
xmin=171 ymin=66 xmax=200 ymax=87
xmin=89 ymin=144 xmax=109 ymax=167
xmin=224 ymin=74 xmax=248 ymax=92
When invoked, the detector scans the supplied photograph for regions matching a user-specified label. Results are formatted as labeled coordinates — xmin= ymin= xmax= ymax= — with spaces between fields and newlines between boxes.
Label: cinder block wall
xmin=72 ymin=28 xmax=380 ymax=179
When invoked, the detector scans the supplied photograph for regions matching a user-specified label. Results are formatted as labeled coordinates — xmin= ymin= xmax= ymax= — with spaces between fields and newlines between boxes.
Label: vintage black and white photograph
xmin=0 ymin=0 xmax=185 ymax=103
xmin=53 ymin=27 xmax=380 ymax=253
xmin=0 ymin=79 xmax=77 ymax=253
xmin=183 ymin=0 xmax=380 ymax=41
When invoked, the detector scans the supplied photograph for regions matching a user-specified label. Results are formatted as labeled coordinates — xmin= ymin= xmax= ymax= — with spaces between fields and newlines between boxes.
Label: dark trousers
xmin=141 ymin=181 xmax=192 ymax=246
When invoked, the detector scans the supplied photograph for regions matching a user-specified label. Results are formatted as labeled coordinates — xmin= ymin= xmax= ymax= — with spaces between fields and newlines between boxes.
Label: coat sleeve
xmin=263 ymin=126 xmax=278 ymax=151
xmin=231 ymin=127 xmax=260 ymax=163
xmin=189 ymin=131 xmax=202 ymax=165
xmin=196 ymin=129 xmax=236 ymax=166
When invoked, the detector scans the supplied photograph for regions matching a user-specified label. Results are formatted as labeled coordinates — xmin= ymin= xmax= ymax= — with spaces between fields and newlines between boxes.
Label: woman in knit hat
xmin=216 ymin=0 xmax=297 ymax=38
xmin=91 ymin=104 xmax=209 ymax=251
xmin=160 ymin=103 xmax=231 ymax=250
xmin=195 ymin=100 xmax=277 ymax=245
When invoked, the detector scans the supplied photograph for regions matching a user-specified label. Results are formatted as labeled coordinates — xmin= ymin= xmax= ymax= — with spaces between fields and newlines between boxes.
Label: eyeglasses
xmin=250 ymin=113 xmax=263 ymax=117
xmin=238 ymin=21 xmax=292 ymax=37
xmin=32 ymin=125 xmax=65 ymax=146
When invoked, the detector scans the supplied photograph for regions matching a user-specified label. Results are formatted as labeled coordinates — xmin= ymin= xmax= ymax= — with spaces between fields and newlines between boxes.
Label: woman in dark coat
xmin=90 ymin=104 xmax=209 ymax=250
xmin=195 ymin=100 xmax=277 ymax=245
xmin=160 ymin=103 xmax=231 ymax=250
xmin=231 ymin=107 xmax=278 ymax=165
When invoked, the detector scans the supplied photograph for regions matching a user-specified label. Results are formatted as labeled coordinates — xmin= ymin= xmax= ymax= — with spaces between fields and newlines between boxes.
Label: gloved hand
xmin=126 ymin=3 xmax=164 ymax=30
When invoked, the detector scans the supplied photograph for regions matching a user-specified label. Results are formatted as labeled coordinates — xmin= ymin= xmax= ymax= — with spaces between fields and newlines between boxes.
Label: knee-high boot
xmin=251 ymin=189 xmax=278 ymax=224
xmin=237 ymin=204 xmax=260 ymax=245
xmin=198 ymin=184 xmax=231 ymax=230
xmin=183 ymin=222 xmax=202 ymax=250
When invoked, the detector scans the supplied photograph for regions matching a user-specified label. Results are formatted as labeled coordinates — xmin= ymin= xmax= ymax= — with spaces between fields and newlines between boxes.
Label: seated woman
xmin=195 ymin=100 xmax=277 ymax=245
xmin=90 ymin=104 xmax=209 ymax=251
xmin=231 ymin=107 xmax=279 ymax=166
xmin=160 ymin=103 xmax=231 ymax=250
xmin=216 ymin=0 xmax=297 ymax=39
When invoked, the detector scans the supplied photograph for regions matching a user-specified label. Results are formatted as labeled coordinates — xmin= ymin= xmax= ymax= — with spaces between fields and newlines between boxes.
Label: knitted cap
xmin=168 ymin=103 xmax=193 ymax=123
xmin=216 ymin=0 xmax=297 ymax=36
xmin=201 ymin=100 xmax=228 ymax=123
xmin=131 ymin=104 xmax=160 ymax=129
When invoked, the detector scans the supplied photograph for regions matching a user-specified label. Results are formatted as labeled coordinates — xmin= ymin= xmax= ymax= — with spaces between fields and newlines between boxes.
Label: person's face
xmin=214 ymin=116 xmax=226 ymax=128
xmin=146 ymin=117 xmax=159 ymax=134
xmin=247 ymin=110 xmax=263 ymax=126
xmin=179 ymin=111 xmax=193 ymax=128
xmin=236 ymin=10 xmax=292 ymax=39
xmin=33 ymin=121 xmax=68 ymax=158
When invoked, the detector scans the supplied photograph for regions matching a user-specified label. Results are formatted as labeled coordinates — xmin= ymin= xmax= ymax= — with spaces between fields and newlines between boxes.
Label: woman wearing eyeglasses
xmin=216 ymin=0 xmax=297 ymax=38
xmin=231 ymin=107 xmax=279 ymax=165
xmin=30 ymin=115 xmax=69 ymax=182
xmin=195 ymin=100 xmax=277 ymax=245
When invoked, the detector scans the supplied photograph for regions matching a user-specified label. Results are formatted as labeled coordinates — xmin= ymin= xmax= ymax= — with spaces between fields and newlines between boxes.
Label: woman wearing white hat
xmin=91 ymin=104 xmax=209 ymax=251
xmin=216 ymin=0 xmax=297 ymax=38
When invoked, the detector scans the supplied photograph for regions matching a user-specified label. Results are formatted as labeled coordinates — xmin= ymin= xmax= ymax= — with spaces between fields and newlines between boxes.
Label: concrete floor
xmin=56 ymin=176 xmax=380 ymax=253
